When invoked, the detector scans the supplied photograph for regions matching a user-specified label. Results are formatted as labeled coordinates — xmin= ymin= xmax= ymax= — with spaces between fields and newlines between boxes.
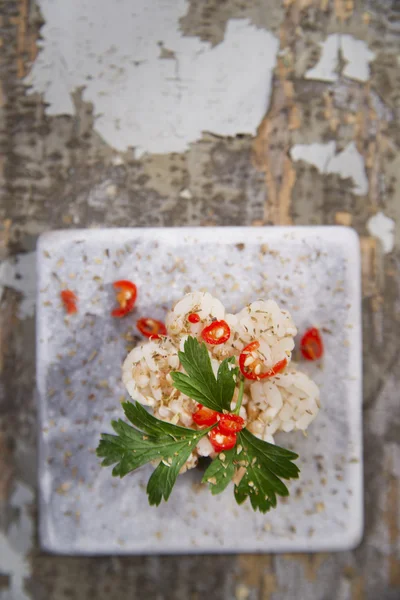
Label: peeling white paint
xmin=305 ymin=34 xmax=375 ymax=83
xmin=367 ymin=211 xmax=395 ymax=253
xmin=341 ymin=36 xmax=376 ymax=82
xmin=290 ymin=141 xmax=368 ymax=196
xmin=305 ymin=35 xmax=340 ymax=82
xmin=179 ymin=188 xmax=193 ymax=200
xmin=0 ymin=482 xmax=34 ymax=600
xmin=0 ymin=252 xmax=37 ymax=319
xmin=25 ymin=0 xmax=279 ymax=156
xmin=290 ymin=141 xmax=336 ymax=173
xmin=327 ymin=142 xmax=368 ymax=196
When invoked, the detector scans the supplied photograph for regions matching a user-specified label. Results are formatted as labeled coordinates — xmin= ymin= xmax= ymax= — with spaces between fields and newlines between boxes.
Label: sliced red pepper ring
xmin=137 ymin=317 xmax=167 ymax=339
xmin=188 ymin=313 xmax=200 ymax=324
xmin=218 ymin=414 xmax=245 ymax=434
xmin=111 ymin=280 xmax=137 ymax=318
xmin=208 ymin=427 xmax=237 ymax=453
xmin=201 ymin=320 xmax=230 ymax=345
xmin=60 ymin=290 xmax=78 ymax=315
xmin=300 ymin=327 xmax=324 ymax=361
xmin=192 ymin=405 xmax=220 ymax=427
xmin=239 ymin=341 xmax=287 ymax=380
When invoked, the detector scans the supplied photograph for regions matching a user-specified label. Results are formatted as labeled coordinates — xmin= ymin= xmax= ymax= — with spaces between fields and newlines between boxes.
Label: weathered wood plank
xmin=0 ymin=0 xmax=399 ymax=598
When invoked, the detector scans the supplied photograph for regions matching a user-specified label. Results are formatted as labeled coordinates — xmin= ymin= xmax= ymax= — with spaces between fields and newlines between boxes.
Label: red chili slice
xmin=218 ymin=414 xmax=245 ymax=434
xmin=263 ymin=358 xmax=288 ymax=378
xmin=201 ymin=320 xmax=230 ymax=345
xmin=208 ymin=427 xmax=237 ymax=452
xmin=239 ymin=341 xmax=287 ymax=380
xmin=137 ymin=317 xmax=167 ymax=339
xmin=188 ymin=313 xmax=200 ymax=324
xmin=111 ymin=280 xmax=137 ymax=318
xmin=300 ymin=327 xmax=324 ymax=361
xmin=60 ymin=290 xmax=78 ymax=315
xmin=192 ymin=405 xmax=219 ymax=427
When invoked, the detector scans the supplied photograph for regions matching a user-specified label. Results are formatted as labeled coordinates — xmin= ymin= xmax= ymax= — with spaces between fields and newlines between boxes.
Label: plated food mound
xmin=98 ymin=292 xmax=320 ymax=513
xmin=123 ymin=292 xmax=319 ymax=445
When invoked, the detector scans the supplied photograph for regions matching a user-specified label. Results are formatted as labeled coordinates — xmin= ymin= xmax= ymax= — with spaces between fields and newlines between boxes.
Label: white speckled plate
xmin=36 ymin=227 xmax=363 ymax=554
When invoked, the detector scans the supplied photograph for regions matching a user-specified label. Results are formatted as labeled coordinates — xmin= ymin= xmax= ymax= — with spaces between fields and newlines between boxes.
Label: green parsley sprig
xmin=171 ymin=336 xmax=238 ymax=412
xmin=97 ymin=336 xmax=300 ymax=512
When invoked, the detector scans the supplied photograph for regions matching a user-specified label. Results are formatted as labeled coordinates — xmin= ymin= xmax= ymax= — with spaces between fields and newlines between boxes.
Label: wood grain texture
xmin=1 ymin=0 xmax=399 ymax=598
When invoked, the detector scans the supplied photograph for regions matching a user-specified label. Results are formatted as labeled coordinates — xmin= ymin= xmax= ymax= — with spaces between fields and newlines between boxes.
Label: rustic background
xmin=0 ymin=0 xmax=399 ymax=599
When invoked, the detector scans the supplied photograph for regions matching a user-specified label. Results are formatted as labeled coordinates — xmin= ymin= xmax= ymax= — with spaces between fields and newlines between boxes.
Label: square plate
xmin=36 ymin=227 xmax=363 ymax=554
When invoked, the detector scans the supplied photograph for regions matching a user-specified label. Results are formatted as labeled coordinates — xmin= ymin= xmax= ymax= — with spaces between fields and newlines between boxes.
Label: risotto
xmin=122 ymin=292 xmax=320 ymax=472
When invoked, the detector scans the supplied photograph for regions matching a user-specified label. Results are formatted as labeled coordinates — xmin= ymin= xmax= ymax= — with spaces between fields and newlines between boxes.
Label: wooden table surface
xmin=0 ymin=1 xmax=399 ymax=599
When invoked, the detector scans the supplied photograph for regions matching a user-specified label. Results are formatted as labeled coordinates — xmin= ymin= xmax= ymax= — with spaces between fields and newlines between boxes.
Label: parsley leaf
xmin=202 ymin=448 xmax=236 ymax=495
xmin=217 ymin=356 xmax=239 ymax=411
xmin=202 ymin=429 xmax=300 ymax=513
xmin=235 ymin=430 xmax=300 ymax=512
xmin=97 ymin=401 xmax=210 ymax=505
xmin=171 ymin=336 xmax=238 ymax=412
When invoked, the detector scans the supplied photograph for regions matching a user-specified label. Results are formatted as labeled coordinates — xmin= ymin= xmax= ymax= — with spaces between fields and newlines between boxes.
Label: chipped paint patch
xmin=305 ymin=35 xmax=340 ymax=82
xmin=328 ymin=142 xmax=368 ymax=196
xmin=25 ymin=0 xmax=279 ymax=156
xmin=305 ymin=34 xmax=375 ymax=83
xmin=179 ymin=188 xmax=193 ymax=200
xmin=290 ymin=141 xmax=368 ymax=195
xmin=0 ymin=252 xmax=37 ymax=319
xmin=0 ymin=482 xmax=34 ymax=600
xmin=367 ymin=212 xmax=395 ymax=254
xmin=290 ymin=141 xmax=336 ymax=173
xmin=341 ymin=36 xmax=375 ymax=82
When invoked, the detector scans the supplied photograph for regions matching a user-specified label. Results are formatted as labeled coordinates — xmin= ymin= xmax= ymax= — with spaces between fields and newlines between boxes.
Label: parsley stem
xmin=234 ymin=377 xmax=245 ymax=415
